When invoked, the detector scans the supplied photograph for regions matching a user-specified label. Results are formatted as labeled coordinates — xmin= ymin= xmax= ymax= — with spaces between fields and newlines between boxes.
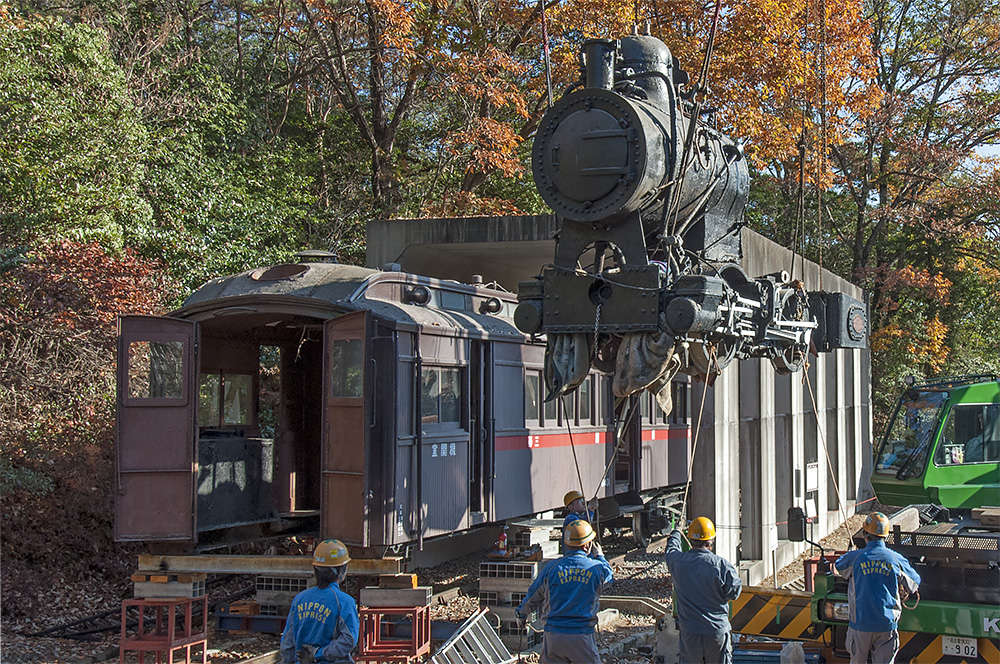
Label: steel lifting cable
xmin=802 ymin=366 xmax=855 ymax=548
xmin=679 ymin=346 xmax=717 ymax=529
xmin=562 ymin=393 xmax=589 ymax=518
xmin=816 ymin=0 xmax=829 ymax=291
xmin=666 ymin=0 xmax=723 ymax=238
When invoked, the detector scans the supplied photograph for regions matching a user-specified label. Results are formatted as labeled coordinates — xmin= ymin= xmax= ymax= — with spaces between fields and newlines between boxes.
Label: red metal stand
xmin=119 ymin=597 xmax=208 ymax=664
xmin=356 ymin=605 xmax=431 ymax=664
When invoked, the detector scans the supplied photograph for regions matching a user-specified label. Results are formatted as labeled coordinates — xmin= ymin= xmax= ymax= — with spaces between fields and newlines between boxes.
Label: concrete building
xmin=367 ymin=215 xmax=873 ymax=584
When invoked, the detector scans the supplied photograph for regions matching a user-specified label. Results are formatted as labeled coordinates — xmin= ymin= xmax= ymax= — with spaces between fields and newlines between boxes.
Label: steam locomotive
xmin=514 ymin=32 xmax=867 ymax=412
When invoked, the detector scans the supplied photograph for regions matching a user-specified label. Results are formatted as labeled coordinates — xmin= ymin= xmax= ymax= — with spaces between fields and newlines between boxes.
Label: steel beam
xmin=138 ymin=554 xmax=403 ymax=577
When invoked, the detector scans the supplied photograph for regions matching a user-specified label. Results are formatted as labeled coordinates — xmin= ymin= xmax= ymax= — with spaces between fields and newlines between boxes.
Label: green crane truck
xmin=871 ymin=374 xmax=1000 ymax=509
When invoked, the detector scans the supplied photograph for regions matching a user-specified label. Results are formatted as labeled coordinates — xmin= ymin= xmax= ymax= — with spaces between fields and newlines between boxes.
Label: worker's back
xmin=282 ymin=584 xmax=359 ymax=661
xmin=834 ymin=539 xmax=920 ymax=631
xmin=520 ymin=550 xmax=614 ymax=633
xmin=664 ymin=531 xmax=742 ymax=635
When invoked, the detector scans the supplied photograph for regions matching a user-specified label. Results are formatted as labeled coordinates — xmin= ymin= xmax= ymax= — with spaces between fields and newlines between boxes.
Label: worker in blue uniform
xmin=562 ymin=490 xmax=596 ymax=526
xmin=834 ymin=512 xmax=921 ymax=664
xmin=664 ymin=516 xmax=742 ymax=664
xmin=517 ymin=519 xmax=614 ymax=663
xmin=281 ymin=539 xmax=360 ymax=664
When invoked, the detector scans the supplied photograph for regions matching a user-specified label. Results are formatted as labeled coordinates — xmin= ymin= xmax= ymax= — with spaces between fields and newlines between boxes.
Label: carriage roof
xmin=176 ymin=261 xmax=525 ymax=340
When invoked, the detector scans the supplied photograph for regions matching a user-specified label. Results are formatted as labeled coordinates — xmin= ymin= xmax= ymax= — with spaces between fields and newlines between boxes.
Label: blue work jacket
xmin=664 ymin=529 xmax=742 ymax=636
xmin=834 ymin=539 xmax=921 ymax=632
xmin=280 ymin=584 xmax=360 ymax=663
xmin=517 ymin=549 xmax=614 ymax=634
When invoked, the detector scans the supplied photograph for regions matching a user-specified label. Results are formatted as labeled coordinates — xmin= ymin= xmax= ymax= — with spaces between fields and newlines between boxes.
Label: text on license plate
xmin=941 ymin=636 xmax=977 ymax=658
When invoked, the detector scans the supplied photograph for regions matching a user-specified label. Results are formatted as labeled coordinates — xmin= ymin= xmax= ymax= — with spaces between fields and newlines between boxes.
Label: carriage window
xmin=198 ymin=374 xmax=221 ymax=426
xmin=128 ymin=340 xmax=184 ymax=399
xmin=655 ymin=392 xmax=670 ymax=424
xmin=223 ymin=373 xmax=252 ymax=425
xmin=562 ymin=392 xmax=577 ymax=425
xmin=199 ymin=372 xmax=253 ymax=426
xmin=440 ymin=291 xmax=469 ymax=312
xmin=525 ymin=371 xmax=540 ymax=424
xmin=330 ymin=338 xmax=363 ymax=397
xmin=671 ymin=381 xmax=688 ymax=424
xmin=934 ymin=404 xmax=1000 ymax=465
xmin=543 ymin=389 xmax=557 ymax=426
xmin=641 ymin=391 xmax=651 ymax=422
xmin=421 ymin=367 xmax=463 ymax=429
xmin=579 ymin=377 xmax=592 ymax=424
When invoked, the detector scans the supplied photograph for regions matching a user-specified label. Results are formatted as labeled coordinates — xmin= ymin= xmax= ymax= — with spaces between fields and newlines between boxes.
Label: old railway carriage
xmin=116 ymin=259 xmax=691 ymax=551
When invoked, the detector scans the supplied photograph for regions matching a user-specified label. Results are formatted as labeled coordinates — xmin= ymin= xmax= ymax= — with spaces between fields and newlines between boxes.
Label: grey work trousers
xmin=539 ymin=631 xmax=600 ymax=664
xmin=679 ymin=630 xmax=733 ymax=664
xmin=846 ymin=627 xmax=900 ymax=664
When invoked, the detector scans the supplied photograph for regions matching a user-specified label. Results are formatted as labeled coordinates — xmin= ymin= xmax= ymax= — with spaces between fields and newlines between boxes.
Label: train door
xmin=115 ymin=315 xmax=199 ymax=543
xmin=321 ymin=311 xmax=369 ymax=545
xmin=469 ymin=340 xmax=493 ymax=523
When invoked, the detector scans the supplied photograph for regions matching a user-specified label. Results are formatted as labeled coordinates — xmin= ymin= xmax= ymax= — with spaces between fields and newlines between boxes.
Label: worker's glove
xmin=297 ymin=645 xmax=317 ymax=664
xmin=591 ymin=542 xmax=605 ymax=558
xmin=516 ymin=614 xmax=527 ymax=631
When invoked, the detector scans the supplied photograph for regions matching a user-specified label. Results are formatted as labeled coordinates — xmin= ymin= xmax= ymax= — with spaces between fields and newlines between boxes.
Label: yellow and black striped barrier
xmin=897 ymin=632 xmax=1000 ymax=664
xmin=730 ymin=587 xmax=1000 ymax=664
xmin=729 ymin=586 xmax=832 ymax=642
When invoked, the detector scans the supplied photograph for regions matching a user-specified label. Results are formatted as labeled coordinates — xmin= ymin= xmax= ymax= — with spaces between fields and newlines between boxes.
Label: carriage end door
xmin=321 ymin=312 xmax=369 ymax=545
xmin=115 ymin=316 xmax=198 ymax=542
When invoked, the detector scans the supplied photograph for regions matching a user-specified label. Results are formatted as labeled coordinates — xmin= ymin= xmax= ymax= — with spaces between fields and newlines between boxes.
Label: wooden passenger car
xmin=115 ymin=259 xmax=691 ymax=552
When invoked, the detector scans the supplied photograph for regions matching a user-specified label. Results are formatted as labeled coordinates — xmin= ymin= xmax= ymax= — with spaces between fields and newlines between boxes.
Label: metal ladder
xmin=431 ymin=608 xmax=517 ymax=664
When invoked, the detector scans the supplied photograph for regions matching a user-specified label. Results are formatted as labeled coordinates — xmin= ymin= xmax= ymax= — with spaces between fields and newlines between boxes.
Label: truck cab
xmin=872 ymin=375 xmax=1000 ymax=509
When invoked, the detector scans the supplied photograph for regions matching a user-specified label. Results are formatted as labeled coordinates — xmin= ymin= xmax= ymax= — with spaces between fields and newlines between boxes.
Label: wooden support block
xmin=133 ymin=579 xmax=207 ymax=599
xmin=359 ymin=586 xmax=432 ymax=608
xmin=378 ymin=574 xmax=418 ymax=589
xmin=228 ymin=600 xmax=260 ymax=616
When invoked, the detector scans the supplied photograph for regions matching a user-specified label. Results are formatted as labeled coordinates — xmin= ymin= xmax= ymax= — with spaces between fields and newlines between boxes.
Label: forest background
xmin=2 ymin=0 xmax=1000 ymax=619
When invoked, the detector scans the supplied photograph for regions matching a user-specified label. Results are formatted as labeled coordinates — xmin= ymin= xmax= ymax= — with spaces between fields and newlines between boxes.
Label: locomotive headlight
xmin=821 ymin=600 xmax=850 ymax=622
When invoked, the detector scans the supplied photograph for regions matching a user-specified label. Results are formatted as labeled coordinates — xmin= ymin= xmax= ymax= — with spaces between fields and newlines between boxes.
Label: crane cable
xmin=666 ymin=0 xmax=723 ymax=239
xmin=816 ymin=0 xmax=828 ymax=290
xmin=803 ymin=367 xmax=855 ymax=549
xmin=679 ymin=346 xmax=718 ymax=528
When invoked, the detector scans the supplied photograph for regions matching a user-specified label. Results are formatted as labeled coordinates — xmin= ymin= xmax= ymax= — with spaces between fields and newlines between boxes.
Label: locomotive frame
xmin=116 ymin=260 xmax=691 ymax=553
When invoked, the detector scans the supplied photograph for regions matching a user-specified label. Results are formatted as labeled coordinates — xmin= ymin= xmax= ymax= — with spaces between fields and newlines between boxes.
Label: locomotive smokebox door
xmin=321 ymin=311 xmax=370 ymax=545
xmin=115 ymin=315 xmax=199 ymax=543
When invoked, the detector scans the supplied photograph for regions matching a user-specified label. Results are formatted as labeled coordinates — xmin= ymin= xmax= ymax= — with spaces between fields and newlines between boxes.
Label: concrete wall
xmin=366 ymin=216 xmax=872 ymax=584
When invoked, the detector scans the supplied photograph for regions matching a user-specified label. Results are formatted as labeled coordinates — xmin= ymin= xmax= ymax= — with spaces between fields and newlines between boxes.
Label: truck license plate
xmin=941 ymin=636 xmax=977 ymax=658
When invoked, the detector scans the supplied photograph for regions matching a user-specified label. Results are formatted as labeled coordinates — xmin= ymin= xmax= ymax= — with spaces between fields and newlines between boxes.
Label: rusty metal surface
xmin=138 ymin=554 xmax=403 ymax=576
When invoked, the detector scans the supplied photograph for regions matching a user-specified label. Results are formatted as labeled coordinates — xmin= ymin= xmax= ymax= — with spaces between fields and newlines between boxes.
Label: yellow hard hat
xmin=863 ymin=512 xmax=890 ymax=538
xmin=687 ymin=516 xmax=716 ymax=541
xmin=563 ymin=490 xmax=584 ymax=507
xmin=313 ymin=539 xmax=351 ymax=567
xmin=564 ymin=519 xmax=596 ymax=547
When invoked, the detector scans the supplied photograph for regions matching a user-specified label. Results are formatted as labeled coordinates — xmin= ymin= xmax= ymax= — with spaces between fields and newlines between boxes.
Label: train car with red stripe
xmin=115 ymin=256 xmax=689 ymax=553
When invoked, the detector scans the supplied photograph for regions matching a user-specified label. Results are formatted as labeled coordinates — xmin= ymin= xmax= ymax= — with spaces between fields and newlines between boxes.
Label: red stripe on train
xmin=496 ymin=427 xmax=688 ymax=451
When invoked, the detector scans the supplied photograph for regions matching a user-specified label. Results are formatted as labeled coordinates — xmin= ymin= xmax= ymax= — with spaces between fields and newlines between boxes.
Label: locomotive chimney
xmin=583 ymin=39 xmax=616 ymax=90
